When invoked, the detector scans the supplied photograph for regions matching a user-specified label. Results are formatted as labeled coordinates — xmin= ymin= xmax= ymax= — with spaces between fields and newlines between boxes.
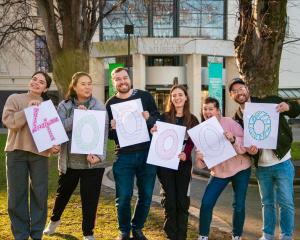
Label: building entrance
xmin=149 ymin=90 xmax=170 ymax=113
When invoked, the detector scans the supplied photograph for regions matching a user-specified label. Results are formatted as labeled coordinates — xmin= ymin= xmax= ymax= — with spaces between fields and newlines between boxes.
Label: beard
xmin=116 ymin=83 xmax=131 ymax=93
xmin=234 ymin=92 xmax=249 ymax=105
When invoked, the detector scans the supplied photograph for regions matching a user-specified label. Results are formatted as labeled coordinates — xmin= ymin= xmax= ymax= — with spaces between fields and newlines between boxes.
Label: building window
xmin=102 ymin=0 xmax=148 ymax=40
xmin=179 ymin=0 xmax=224 ymax=39
xmin=148 ymin=56 xmax=180 ymax=66
xmin=149 ymin=90 xmax=170 ymax=113
xmin=101 ymin=0 xmax=225 ymax=40
xmin=152 ymin=1 xmax=174 ymax=37
xmin=35 ymin=36 xmax=52 ymax=72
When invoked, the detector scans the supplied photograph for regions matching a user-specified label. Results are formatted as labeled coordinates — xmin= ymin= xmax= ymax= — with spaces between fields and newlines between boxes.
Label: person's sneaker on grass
xmin=116 ymin=232 xmax=130 ymax=240
xmin=83 ymin=235 xmax=95 ymax=240
xmin=43 ymin=220 xmax=61 ymax=235
xmin=132 ymin=229 xmax=148 ymax=240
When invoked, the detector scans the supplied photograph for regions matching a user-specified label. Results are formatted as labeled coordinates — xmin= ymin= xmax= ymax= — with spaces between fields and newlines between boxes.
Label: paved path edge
xmin=102 ymin=166 xmax=232 ymax=236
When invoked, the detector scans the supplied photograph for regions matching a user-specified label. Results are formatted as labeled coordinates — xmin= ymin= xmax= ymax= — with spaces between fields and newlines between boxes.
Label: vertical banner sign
xmin=208 ymin=62 xmax=223 ymax=114
xmin=109 ymin=63 xmax=124 ymax=97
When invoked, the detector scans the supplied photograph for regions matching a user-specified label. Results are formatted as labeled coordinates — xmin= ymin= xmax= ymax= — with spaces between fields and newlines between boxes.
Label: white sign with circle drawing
xmin=24 ymin=100 xmax=69 ymax=152
xmin=147 ymin=121 xmax=186 ymax=170
xmin=111 ymin=99 xmax=150 ymax=147
xmin=187 ymin=116 xmax=236 ymax=169
xmin=244 ymin=102 xmax=279 ymax=149
xmin=71 ymin=109 xmax=106 ymax=154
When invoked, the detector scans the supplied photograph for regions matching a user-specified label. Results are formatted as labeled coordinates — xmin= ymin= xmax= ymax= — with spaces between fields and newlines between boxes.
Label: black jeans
xmin=50 ymin=168 xmax=104 ymax=236
xmin=157 ymin=161 xmax=192 ymax=240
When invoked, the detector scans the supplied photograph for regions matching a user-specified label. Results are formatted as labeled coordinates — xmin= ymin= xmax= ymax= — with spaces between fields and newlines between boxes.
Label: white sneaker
xmin=232 ymin=236 xmax=242 ymax=240
xmin=258 ymin=234 xmax=275 ymax=240
xmin=43 ymin=220 xmax=61 ymax=235
xmin=83 ymin=236 xmax=95 ymax=240
xmin=258 ymin=237 xmax=273 ymax=240
xmin=198 ymin=236 xmax=208 ymax=240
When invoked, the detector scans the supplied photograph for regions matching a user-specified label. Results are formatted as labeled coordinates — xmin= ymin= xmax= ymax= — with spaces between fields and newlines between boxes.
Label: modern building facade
xmin=91 ymin=0 xmax=300 ymax=117
xmin=1 ymin=0 xmax=300 ymax=125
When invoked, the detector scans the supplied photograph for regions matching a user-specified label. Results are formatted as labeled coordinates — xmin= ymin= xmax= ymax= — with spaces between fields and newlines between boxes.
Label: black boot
xmin=132 ymin=229 xmax=148 ymax=240
xmin=116 ymin=232 xmax=131 ymax=240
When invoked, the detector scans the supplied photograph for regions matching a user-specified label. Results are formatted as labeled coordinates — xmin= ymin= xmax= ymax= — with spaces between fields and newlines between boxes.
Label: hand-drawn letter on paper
xmin=243 ymin=102 xmax=279 ymax=149
xmin=187 ymin=116 xmax=236 ymax=169
xmin=71 ymin=109 xmax=106 ymax=155
xmin=24 ymin=100 xmax=69 ymax=152
xmin=111 ymin=99 xmax=150 ymax=147
xmin=147 ymin=121 xmax=186 ymax=170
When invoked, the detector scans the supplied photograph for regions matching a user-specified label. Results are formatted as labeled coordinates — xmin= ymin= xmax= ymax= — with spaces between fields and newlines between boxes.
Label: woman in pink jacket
xmin=196 ymin=97 xmax=257 ymax=240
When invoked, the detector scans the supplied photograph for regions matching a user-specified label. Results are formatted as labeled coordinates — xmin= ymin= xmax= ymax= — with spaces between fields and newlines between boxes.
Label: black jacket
xmin=105 ymin=89 xmax=160 ymax=154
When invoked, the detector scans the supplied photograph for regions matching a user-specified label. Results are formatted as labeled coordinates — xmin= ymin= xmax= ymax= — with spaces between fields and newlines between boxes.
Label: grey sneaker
xmin=83 ymin=236 xmax=95 ymax=240
xmin=232 ymin=236 xmax=241 ymax=240
xmin=43 ymin=220 xmax=61 ymax=235
xmin=198 ymin=236 xmax=208 ymax=240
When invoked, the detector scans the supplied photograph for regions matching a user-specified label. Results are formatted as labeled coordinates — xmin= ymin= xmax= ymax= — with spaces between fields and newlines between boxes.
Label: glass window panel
xmin=102 ymin=0 xmax=225 ymax=40
xmin=201 ymin=28 xmax=223 ymax=39
xmin=35 ymin=36 xmax=52 ymax=72
xmin=201 ymin=0 xmax=223 ymax=15
xmin=153 ymin=1 xmax=173 ymax=37
xmin=201 ymin=14 xmax=223 ymax=28
xmin=291 ymin=89 xmax=300 ymax=98
xmin=179 ymin=0 xmax=224 ymax=39
xmin=102 ymin=0 xmax=148 ymax=40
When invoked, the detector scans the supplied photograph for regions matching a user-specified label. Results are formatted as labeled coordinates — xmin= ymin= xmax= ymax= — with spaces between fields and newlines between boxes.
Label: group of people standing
xmin=2 ymin=67 xmax=299 ymax=240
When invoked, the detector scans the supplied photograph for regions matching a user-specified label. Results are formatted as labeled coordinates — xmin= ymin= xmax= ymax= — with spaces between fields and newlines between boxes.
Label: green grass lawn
xmin=0 ymin=132 xmax=298 ymax=239
xmin=291 ymin=141 xmax=300 ymax=160
xmin=0 ymin=135 xmax=199 ymax=240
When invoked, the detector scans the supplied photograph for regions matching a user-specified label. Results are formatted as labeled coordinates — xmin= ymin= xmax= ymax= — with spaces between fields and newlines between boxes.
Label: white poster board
xmin=244 ymin=102 xmax=279 ymax=149
xmin=71 ymin=109 xmax=106 ymax=155
xmin=147 ymin=121 xmax=186 ymax=170
xmin=24 ymin=100 xmax=69 ymax=152
xmin=187 ymin=116 xmax=236 ymax=169
xmin=111 ymin=99 xmax=150 ymax=147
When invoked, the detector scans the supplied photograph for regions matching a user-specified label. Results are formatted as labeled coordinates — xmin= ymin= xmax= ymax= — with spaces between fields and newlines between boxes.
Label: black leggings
xmin=157 ymin=161 xmax=192 ymax=240
xmin=50 ymin=168 xmax=104 ymax=236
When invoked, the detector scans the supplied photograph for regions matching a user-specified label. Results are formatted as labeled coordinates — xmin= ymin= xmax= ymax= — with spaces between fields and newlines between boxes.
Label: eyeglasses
xmin=231 ymin=86 xmax=246 ymax=94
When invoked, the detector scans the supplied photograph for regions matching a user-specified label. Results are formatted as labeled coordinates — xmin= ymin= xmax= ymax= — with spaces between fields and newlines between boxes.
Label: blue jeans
xmin=199 ymin=167 xmax=251 ymax=237
xmin=256 ymin=159 xmax=295 ymax=239
xmin=113 ymin=150 xmax=157 ymax=233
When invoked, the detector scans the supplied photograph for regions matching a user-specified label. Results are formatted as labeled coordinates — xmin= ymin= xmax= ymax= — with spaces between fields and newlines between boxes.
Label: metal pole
xmin=127 ymin=33 xmax=130 ymax=68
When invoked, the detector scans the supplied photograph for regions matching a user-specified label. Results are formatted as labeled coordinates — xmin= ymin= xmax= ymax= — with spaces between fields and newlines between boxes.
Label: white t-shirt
xmin=258 ymin=149 xmax=291 ymax=167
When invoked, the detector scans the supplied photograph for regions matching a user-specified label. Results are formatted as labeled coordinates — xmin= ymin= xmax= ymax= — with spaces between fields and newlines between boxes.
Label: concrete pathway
xmin=102 ymin=166 xmax=300 ymax=240
xmin=102 ymin=167 xmax=232 ymax=236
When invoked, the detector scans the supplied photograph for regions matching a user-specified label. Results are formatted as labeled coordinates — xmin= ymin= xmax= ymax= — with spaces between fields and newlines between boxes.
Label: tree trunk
xmin=37 ymin=0 xmax=91 ymax=99
xmin=234 ymin=0 xmax=287 ymax=97
xmin=53 ymin=48 xmax=89 ymax=99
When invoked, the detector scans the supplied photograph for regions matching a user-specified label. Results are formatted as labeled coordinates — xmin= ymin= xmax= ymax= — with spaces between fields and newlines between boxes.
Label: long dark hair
xmin=65 ymin=72 xmax=92 ymax=100
xmin=165 ymin=85 xmax=194 ymax=129
xmin=31 ymin=71 xmax=52 ymax=100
